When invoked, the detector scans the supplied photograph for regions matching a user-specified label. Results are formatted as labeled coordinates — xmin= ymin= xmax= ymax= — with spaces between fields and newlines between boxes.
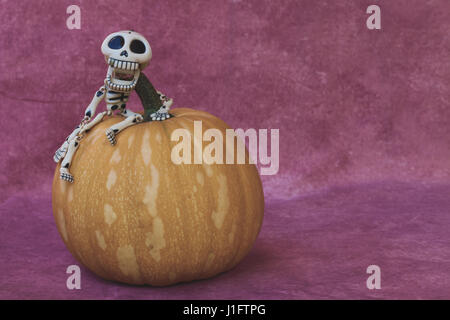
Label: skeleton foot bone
xmin=60 ymin=169 xmax=74 ymax=183
xmin=106 ymin=128 xmax=118 ymax=145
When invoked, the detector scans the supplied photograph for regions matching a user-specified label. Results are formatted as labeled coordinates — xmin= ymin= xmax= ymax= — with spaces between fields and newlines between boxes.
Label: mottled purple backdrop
xmin=1 ymin=0 xmax=449 ymax=299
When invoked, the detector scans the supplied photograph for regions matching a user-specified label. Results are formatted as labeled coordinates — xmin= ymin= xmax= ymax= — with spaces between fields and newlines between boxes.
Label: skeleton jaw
xmin=105 ymin=58 xmax=140 ymax=92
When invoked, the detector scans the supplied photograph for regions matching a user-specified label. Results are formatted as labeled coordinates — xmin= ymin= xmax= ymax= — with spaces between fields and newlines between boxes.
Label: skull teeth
xmin=108 ymin=57 xmax=138 ymax=71
xmin=106 ymin=75 xmax=137 ymax=92
xmin=106 ymin=57 xmax=139 ymax=92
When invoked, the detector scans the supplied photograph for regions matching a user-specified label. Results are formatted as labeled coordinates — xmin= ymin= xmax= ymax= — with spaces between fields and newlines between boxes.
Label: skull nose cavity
xmin=120 ymin=50 xmax=128 ymax=57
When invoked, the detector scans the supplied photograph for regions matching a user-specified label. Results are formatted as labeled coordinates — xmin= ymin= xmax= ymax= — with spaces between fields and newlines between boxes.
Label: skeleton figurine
xmin=54 ymin=30 xmax=173 ymax=183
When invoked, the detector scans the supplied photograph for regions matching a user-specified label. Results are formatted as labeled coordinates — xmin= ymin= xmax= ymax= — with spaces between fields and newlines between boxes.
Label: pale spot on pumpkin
xmin=211 ymin=174 xmax=229 ymax=229
xmin=156 ymin=132 xmax=162 ymax=143
xmin=127 ymin=134 xmax=135 ymax=149
xmin=67 ymin=187 xmax=74 ymax=202
xmin=196 ymin=171 xmax=204 ymax=186
xmin=141 ymin=130 xmax=152 ymax=166
xmin=110 ymin=149 xmax=121 ymax=164
xmin=116 ymin=245 xmax=141 ymax=281
xmin=176 ymin=207 xmax=181 ymax=218
xmin=59 ymin=179 xmax=66 ymax=194
xmin=104 ymin=204 xmax=117 ymax=226
xmin=95 ymin=230 xmax=107 ymax=250
xmin=89 ymin=132 xmax=102 ymax=145
xmin=57 ymin=208 xmax=68 ymax=242
xmin=205 ymin=252 xmax=215 ymax=269
xmin=106 ymin=169 xmax=117 ymax=191
xmin=143 ymin=165 xmax=159 ymax=217
xmin=145 ymin=217 xmax=166 ymax=262
xmin=193 ymin=185 xmax=197 ymax=193
xmin=204 ymin=165 xmax=213 ymax=177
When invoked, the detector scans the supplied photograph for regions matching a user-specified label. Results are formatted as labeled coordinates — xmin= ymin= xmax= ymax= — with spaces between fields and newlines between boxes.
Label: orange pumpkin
xmin=52 ymin=108 xmax=264 ymax=286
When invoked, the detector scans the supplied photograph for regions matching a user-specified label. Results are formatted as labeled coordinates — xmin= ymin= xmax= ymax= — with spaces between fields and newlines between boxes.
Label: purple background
xmin=1 ymin=0 xmax=449 ymax=299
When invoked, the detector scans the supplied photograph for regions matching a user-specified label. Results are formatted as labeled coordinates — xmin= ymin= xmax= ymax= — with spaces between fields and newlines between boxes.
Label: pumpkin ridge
xmin=159 ymin=119 xmax=187 ymax=282
xmin=179 ymin=115 xmax=237 ymax=274
xmin=185 ymin=117 xmax=220 ymax=276
xmin=84 ymin=130 xmax=122 ymax=282
xmin=93 ymin=124 xmax=125 ymax=281
xmin=157 ymin=117 xmax=192 ymax=282
xmin=171 ymin=117 xmax=215 ymax=279
xmin=176 ymin=116 xmax=245 ymax=276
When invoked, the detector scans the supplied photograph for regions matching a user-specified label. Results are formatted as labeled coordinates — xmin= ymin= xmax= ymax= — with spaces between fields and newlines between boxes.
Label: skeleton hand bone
xmin=151 ymin=93 xmax=173 ymax=121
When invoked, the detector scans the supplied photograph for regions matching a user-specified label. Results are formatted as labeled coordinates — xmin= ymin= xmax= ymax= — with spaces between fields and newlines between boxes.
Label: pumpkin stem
xmin=135 ymin=73 xmax=170 ymax=122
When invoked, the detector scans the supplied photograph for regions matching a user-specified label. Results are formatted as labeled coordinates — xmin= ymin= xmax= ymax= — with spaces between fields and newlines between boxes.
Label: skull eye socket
xmin=108 ymin=36 xmax=125 ymax=49
xmin=130 ymin=39 xmax=146 ymax=54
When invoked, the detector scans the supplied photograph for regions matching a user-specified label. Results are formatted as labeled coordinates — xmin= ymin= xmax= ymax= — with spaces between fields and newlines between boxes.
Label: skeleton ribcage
xmin=105 ymin=90 xmax=130 ymax=109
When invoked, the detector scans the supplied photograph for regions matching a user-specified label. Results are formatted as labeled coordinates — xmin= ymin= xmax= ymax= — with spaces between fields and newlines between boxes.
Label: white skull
xmin=101 ymin=30 xmax=152 ymax=92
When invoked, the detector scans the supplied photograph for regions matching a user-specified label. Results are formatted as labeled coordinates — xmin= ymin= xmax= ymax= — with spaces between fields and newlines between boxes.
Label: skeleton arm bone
xmin=84 ymin=86 xmax=106 ymax=119
xmin=54 ymin=86 xmax=108 ymax=163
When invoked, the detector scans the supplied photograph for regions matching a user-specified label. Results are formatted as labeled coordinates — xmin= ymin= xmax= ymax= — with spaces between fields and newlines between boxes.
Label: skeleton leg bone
xmin=59 ymin=138 xmax=80 ymax=183
xmin=106 ymin=110 xmax=143 ymax=146
xmin=55 ymin=111 xmax=110 ymax=164
xmin=81 ymin=111 xmax=110 ymax=134
xmin=57 ymin=111 xmax=111 ymax=182
xmin=54 ymin=87 xmax=106 ymax=164
xmin=53 ymin=126 xmax=81 ymax=163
